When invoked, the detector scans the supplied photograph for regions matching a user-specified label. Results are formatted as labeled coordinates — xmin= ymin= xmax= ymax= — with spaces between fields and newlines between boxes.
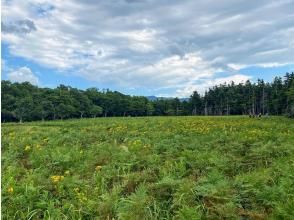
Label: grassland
xmin=2 ymin=116 xmax=294 ymax=219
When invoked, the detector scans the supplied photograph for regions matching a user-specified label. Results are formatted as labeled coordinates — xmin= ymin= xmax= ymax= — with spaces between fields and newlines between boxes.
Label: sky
xmin=1 ymin=0 xmax=294 ymax=97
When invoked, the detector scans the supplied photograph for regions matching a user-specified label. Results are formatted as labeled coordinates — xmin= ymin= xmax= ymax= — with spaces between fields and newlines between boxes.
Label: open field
xmin=2 ymin=116 xmax=294 ymax=219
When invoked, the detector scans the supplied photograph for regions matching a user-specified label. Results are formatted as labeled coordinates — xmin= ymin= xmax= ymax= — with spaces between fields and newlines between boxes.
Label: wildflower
xmin=95 ymin=165 xmax=102 ymax=171
xmin=9 ymin=132 xmax=15 ymax=137
xmin=35 ymin=144 xmax=42 ymax=150
xmin=50 ymin=175 xmax=64 ymax=184
xmin=7 ymin=187 xmax=14 ymax=193
xmin=25 ymin=145 xmax=31 ymax=151
xmin=77 ymin=192 xmax=87 ymax=202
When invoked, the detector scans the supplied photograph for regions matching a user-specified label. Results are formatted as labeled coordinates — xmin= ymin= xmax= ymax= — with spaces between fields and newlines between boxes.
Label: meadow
xmin=2 ymin=116 xmax=294 ymax=219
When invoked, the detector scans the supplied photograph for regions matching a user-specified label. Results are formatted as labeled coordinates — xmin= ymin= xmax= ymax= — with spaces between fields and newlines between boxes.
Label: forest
xmin=1 ymin=72 xmax=294 ymax=122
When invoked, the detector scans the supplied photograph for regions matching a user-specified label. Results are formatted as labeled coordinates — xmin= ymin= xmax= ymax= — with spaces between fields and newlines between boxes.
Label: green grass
xmin=2 ymin=116 xmax=294 ymax=219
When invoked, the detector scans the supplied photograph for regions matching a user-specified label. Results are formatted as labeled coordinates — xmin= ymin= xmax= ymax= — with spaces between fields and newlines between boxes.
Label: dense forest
xmin=1 ymin=73 xmax=294 ymax=122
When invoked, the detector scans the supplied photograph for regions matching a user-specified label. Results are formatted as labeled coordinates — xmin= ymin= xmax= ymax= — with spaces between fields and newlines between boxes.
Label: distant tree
xmin=39 ymin=100 xmax=55 ymax=121
xmin=90 ymin=105 xmax=103 ymax=118
xmin=286 ymin=80 xmax=294 ymax=117
xmin=71 ymin=89 xmax=92 ymax=118
xmin=165 ymin=108 xmax=175 ymax=116
xmin=190 ymin=91 xmax=202 ymax=115
xmin=130 ymin=97 xmax=148 ymax=116
xmin=15 ymin=97 xmax=33 ymax=122
xmin=1 ymin=72 xmax=293 ymax=122
xmin=145 ymin=102 xmax=154 ymax=116
xmin=56 ymin=103 xmax=75 ymax=119
xmin=171 ymin=98 xmax=181 ymax=115
xmin=1 ymin=110 xmax=17 ymax=122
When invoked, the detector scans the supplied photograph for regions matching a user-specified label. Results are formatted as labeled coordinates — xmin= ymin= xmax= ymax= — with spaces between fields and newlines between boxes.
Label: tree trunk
xmin=220 ymin=100 xmax=223 ymax=115
xmin=252 ymin=98 xmax=255 ymax=115
xmin=226 ymin=102 xmax=229 ymax=115
xmin=262 ymin=87 xmax=265 ymax=115
xmin=192 ymin=107 xmax=196 ymax=115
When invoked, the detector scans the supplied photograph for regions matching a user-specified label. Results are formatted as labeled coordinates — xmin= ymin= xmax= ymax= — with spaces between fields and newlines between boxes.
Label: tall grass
xmin=2 ymin=116 xmax=294 ymax=219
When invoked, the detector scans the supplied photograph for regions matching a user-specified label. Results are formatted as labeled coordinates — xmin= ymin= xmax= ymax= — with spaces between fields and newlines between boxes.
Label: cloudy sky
xmin=2 ymin=0 xmax=294 ymax=97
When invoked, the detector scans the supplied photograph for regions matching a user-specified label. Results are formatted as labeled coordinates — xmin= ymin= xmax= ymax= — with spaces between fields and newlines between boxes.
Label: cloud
xmin=2 ymin=19 xmax=37 ymax=34
xmin=7 ymin=66 xmax=39 ymax=85
xmin=135 ymin=53 xmax=218 ymax=87
xmin=2 ymin=0 xmax=294 ymax=96
xmin=162 ymin=74 xmax=252 ymax=98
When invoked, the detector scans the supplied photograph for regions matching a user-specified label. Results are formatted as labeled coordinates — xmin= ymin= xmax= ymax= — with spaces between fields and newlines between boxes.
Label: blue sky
xmin=2 ymin=0 xmax=294 ymax=97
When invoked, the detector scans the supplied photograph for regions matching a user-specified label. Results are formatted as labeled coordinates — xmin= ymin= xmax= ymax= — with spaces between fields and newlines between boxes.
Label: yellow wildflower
xmin=50 ymin=175 xmax=64 ymax=184
xmin=7 ymin=187 xmax=14 ymax=193
xmin=25 ymin=145 xmax=31 ymax=151
xmin=77 ymin=192 xmax=87 ymax=202
xmin=95 ymin=165 xmax=102 ymax=171
xmin=35 ymin=144 xmax=42 ymax=150
xmin=9 ymin=132 xmax=15 ymax=137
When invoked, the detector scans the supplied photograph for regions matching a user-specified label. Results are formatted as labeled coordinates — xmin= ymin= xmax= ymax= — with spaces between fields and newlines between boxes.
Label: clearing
xmin=2 ymin=116 xmax=294 ymax=219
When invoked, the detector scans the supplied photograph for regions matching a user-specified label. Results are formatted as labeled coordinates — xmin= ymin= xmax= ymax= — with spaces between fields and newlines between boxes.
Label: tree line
xmin=1 ymin=72 xmax=294 ymax=122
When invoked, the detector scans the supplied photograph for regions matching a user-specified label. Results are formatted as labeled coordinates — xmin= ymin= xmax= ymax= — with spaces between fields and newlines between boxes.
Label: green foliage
xmin=118 ymin=185 xmax=151 ymax=220
xmin=90 ymin=105 xmax=103 ymax=118
xmin=2 ymin=116 xmax=294 ymax=219
xmin=2 ymin=72 xmax=294 ymax=122
xmin=175 ymin=206 xmax=202 ymax=220
xmin=286 ymin=82 xmax=294 ymax=117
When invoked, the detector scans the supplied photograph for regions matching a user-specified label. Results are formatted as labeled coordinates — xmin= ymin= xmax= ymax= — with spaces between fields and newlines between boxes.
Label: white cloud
xmin=136 ymin=53 xmax=218 ymax=87
xmin=7 ymin=66 xmax=39 ymax=85
xmin=161 ymin=74 xmax=251 ymax=98
xmin=106 ymin=29 xmax=159 ymax=52
xmin=1 ymin=0 xmax=294 ymax=96
xmin=228 ymin=62 xmax=291 ymax=70
xmin=227 ymin=63 xmax=248 ymax=71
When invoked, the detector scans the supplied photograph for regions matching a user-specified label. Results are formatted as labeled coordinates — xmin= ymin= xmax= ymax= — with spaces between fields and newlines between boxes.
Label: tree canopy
xmin=2 ymin=72 xmax=294 ymax=122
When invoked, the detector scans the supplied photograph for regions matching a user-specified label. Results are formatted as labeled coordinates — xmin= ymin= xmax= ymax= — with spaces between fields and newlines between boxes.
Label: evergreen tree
xmin=1 ymin=72 xmax=293 ymax=122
